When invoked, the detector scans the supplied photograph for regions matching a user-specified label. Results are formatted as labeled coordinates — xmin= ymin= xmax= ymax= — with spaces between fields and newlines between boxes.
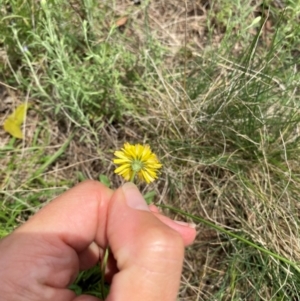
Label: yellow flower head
xmin=113 ymin=143 xmax=162 ymax=183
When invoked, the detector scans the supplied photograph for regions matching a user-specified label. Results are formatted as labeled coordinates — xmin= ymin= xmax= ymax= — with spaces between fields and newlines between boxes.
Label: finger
xmin=4 ymin=180 xmax=113 ymax=297
xmin=17 ymin=180 xmax=113 ymax=251
xmin=106 ymin=183 xmax=184 ymax=301
xmin=148 ymin=205 xmax=197 ymax=245
xmin=102 ymin=213 xmax=196 ymax=283
xmin=78 ymin=242 xmax=100 ymax=270
xmin=148 ymin=204 xmax=160 ymax=213
xmin=152 ymin=213 xmax=197 ymax=246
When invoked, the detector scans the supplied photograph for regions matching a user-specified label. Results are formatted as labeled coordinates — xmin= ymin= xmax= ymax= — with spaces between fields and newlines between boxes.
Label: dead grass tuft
xmin=1 ymin=0 xmax=300 ymax=299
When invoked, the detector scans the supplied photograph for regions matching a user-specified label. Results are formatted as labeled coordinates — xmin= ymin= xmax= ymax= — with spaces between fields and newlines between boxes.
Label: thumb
xmin=106 ymin=183 xmax=184 ymax=301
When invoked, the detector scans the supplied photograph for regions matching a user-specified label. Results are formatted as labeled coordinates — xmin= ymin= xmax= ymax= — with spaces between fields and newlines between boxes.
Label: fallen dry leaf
xmin=115 ymin=16 xmax=128 ymax=28
xmin=3 ymin=103 xmax=31 ymax=139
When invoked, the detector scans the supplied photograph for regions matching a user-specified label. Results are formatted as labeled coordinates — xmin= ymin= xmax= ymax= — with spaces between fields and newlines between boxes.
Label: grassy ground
xmin=1 ymin=0 xmax=300 ymax=300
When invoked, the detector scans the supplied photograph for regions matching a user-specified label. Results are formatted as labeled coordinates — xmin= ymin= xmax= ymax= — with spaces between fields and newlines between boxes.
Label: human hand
xmin=0 ymin=181 xmax=196 ymax=301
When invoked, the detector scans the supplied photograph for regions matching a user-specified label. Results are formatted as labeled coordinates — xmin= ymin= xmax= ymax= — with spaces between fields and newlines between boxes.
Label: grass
xmin=1 ymin=0 xmax=300 ymax=300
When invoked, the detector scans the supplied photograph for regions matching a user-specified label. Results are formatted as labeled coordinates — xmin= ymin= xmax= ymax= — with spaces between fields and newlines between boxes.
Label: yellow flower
xmin=113 ymin=143 xmax=162 ymax=183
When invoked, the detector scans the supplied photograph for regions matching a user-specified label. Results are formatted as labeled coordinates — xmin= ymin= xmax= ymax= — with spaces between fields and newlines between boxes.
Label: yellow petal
xmin=122 ymin=169 xmax=132 ymax=181
xmin=141 ymin=145 xmax=152 ymax=160
xmin=114 ymin=151 xmax=130 ymax=160
xmin=143 ymin=168 xmax=157 ymax=179
xmin=140 ymin=169 xmax=154 ymax=183
xmin=113 ymin=158 xmax=131 ymax=165
xmin=115 ymin=164 xmax=131 ymax=174
xmin=125 ymin=146 xmax=137 ymax=159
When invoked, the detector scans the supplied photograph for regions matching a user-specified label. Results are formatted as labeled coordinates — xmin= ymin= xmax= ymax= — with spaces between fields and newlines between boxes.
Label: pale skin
xmin=0 ymin=181 xmax=196 ymax=301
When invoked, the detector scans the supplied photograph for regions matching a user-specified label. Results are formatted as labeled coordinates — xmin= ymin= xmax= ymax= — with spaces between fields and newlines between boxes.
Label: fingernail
xmin=174 ymin=220 xmax=197 ymax=228
xmin=122 ymin=182 xmax=150 ymax=211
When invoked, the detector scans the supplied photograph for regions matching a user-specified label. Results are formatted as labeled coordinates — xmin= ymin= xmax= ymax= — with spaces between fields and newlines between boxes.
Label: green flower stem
xmin=100 ymin=172 xmax=136 ymax=297
xmin=158 ymin=204 xmax=300 ymax=273
xmin=100 ymin=246 xmax=110 ymax=299
xmin=99 ymin=172 xmax=137 ymax=297
xmin=130 ymin=171 xmax=137 ymax=183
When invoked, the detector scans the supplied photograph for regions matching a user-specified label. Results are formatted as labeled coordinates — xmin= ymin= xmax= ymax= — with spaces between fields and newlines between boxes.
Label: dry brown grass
xmin=1 ymin=0 xmax=300 ymax=300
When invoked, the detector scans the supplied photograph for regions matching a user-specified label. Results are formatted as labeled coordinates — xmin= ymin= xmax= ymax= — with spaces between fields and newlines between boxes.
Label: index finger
xmin=17 ymin=180 xmax=113 ymax=251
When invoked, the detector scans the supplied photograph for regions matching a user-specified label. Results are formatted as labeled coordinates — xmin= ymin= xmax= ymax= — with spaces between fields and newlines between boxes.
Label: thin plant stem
xmin=130 ymin=171 xmax=137 ymax=183
xmin=100 ymin=247 xmax=110 ymax=299
xmin=100 ymin=174 xmax=136 ymax=298
xmin=158 ymin=204 xmax=300 ymax=274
